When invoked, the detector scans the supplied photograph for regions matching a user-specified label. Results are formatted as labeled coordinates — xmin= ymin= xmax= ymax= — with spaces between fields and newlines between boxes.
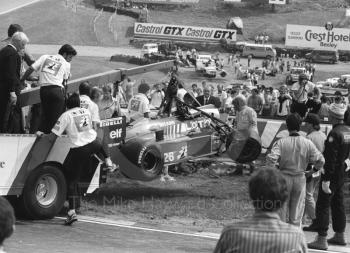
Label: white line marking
xmin=0 ymin=0 xmax=42 ymax=16
xmin=55 ymin=216 xmax=346 ymax=252
xmin=56 ymin=216 xmax=219 ymax=239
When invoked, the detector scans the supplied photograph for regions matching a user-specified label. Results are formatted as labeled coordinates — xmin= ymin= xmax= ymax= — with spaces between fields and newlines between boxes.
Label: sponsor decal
xmin=134 ymin=22 xmax=236 ymax=43
xmin=0 ymin=161 xmax=5 ymax=168
xmin=285 ymin=24 xmax=350 ymax=50
xmin=138 ymin=146 xmax=148 ymax=165
xmin=186 ymin=118 xmax=211 ymax=131
xmin=269 ymin=0 xmax=286 ymax=4
xmin=100 ymin=117 xmax=126 ymax=147
xmin=163 ymin=145 xmax=188 ymax=163
xmin=132 ymin=0 xmax=199 ymax=4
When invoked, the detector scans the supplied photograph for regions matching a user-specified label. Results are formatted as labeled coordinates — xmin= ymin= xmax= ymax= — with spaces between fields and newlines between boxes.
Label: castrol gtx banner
xmin=134 ymin=22 xmax=237 ymax=43
xmin=132 ymin=0 xmax=199 ymax=4
xmin=285 ymin=24 xmax=350 ymax=50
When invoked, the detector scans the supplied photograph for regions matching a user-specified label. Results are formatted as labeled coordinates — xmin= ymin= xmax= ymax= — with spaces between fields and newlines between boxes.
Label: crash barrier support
xmin=19 ymin=60 xmax=176 ymax=107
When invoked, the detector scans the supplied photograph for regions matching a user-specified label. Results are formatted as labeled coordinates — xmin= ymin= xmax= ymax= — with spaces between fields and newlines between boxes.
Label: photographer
xmin=290 ymin=73 xmax=314 ymax=118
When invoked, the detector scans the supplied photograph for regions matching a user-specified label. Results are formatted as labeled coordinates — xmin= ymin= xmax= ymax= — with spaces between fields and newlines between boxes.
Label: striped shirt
xmin=213 ymin=211 xmax=308 ymax=253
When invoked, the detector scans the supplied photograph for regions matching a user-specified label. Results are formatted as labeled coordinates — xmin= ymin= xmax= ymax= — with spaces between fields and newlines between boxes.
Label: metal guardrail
xmin=19 ymin=60 xmax=175 ymax=107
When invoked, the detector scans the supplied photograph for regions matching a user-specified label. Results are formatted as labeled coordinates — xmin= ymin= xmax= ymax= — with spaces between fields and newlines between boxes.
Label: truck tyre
xmin=119 ymin=139 xmax=164 ymax=181
xmin=20 ymin=164 xmax=67 ymax=219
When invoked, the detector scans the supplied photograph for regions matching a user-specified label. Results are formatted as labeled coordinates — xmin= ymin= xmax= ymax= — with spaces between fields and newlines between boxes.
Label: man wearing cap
xmin=290 ymin=73 xmax=314 ymax=118
xmin=308 ymin=107 xmax=350 ymax=250
xmin=267 ymin=113 xmax=324 ymax=227
xmin=302 ymin=113 xmax=326 ymax=232
xmin=128 ymin=82 xmax=151 ymax=121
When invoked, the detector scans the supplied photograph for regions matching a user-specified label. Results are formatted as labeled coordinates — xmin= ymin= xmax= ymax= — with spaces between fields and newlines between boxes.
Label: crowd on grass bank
xmin=1 ymin=23 xmax=350 ymax=253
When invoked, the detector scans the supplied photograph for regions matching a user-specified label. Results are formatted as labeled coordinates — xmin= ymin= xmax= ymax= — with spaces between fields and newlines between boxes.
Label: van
xmin=241 ymin=43 xmax=276 ymax=59
xmin=141 ymin=43 xmax=158 ymax=57
xmin=305 ymin=50 xmax=338 ymax=64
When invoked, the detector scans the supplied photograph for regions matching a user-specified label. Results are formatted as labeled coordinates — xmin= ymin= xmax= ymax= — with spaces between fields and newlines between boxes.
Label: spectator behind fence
xmin=0 ymin=197 xmax=15 ymax=253
xmin=213 ymin=169 xmax=307 ymax=253
xmin=150 ymin=83 xmax=165 ymax=109
xmin=318 ymin=95 xmax=330 ymax=120
xmin=21 ymin=44 xmax=77 ymax=133
xmin=196 ymin=86 xmax=221 ymax=108
xmin=276 ymin=85 xmax=292 ymax=118
xmin=290 ymin=73 xmax=314 ymax=118
xmin=98 ymin=83 xmax=121 ymax=119
xmin=247 ymin=89 xmax=263 ymax=114
xmin=0 ymin=32 xmax=29 ymax=133
xmin=267 ymin=113 xmax=324 ymax=227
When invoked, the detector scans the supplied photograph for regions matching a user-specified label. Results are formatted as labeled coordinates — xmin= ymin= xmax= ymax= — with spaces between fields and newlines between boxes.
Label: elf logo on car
xmin=0 ymin=161 xmax=4 ymax=168
xmin=138 ymin=146 xmax=147 ymax=165
xmin=110 ymin=129 xmax=123 ymax=139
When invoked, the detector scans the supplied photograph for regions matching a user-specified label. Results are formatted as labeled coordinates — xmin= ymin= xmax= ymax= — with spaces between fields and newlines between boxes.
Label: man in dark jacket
xmin=308 ymin=105 xmax=350 ymax=250
xmin=0 ymin=32 xmax=29 ymax=132
xmin=196 ymin=85 xmax=221 ymax=108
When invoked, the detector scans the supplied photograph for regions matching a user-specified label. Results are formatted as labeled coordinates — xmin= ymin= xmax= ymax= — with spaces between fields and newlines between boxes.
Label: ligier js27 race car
xmin=0 ymin=102 xmax=262 ymax=219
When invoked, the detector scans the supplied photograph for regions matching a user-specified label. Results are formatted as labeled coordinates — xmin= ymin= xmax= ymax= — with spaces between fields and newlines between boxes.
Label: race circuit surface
xmin=5 ymin=217 xmax=349 ymax=253
xmin=0 ymin=0 xmax=41 ymax=15
xmin=6 ymin=218 xmax=216 ymax=253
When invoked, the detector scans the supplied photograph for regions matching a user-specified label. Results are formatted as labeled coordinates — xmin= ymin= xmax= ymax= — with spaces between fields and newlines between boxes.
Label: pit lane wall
xmin=0 ymin=118 xmax=332 ymax=196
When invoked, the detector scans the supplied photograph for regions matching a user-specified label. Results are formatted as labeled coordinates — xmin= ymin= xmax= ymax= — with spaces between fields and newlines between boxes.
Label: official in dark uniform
xmin=0 ymin=32 xmax=29 ymax=132
xmin=308 ymin=105 xmax=350 ymax=250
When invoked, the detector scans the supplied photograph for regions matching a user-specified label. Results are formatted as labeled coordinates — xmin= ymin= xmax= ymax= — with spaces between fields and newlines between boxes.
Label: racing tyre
xmin=119 ymin=139 xmax=164 ymax=181
xmin=20 ymin=164 xmax=67 ymax=219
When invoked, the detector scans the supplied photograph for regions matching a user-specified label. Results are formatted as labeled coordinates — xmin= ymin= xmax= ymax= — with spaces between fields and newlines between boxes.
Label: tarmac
xmin=5 ymin=215 xmax=350 ymax=253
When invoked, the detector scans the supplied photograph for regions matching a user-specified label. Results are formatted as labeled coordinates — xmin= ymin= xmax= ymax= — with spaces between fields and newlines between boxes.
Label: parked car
xmin=286 ymin=67 xmax=311 ymax=85
xmin=241 ymin=43 xmax=276 ymax=59
xmin=305 ymin=50 xmax=338 ymax=64
xmin=338 ymin=50 xmax=350 ymax=62
xmin=141 ymin=43 xmax=159 ymax=58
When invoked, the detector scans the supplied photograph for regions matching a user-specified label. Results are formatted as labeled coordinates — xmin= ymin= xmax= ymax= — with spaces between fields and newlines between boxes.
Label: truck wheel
xmin=20 ymin=164 xmax=67 ymax=219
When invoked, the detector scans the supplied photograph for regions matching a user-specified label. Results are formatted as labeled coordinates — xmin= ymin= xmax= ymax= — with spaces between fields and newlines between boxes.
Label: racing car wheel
xmin=119 ymin=139 xmax=164 ymax=181
xmin=226 ymin=129 xmax=262 ymax=163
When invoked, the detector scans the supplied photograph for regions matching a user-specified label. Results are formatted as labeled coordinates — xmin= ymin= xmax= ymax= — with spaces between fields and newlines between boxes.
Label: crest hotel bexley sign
xmin=285 ymin=24 xmax=350 ymax=50
xmin=134 ymin=22 xmax=237 ymax=43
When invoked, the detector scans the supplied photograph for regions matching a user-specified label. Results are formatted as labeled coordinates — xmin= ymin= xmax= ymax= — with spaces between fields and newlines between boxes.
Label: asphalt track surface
xmin=6 ymin=216 xmax=350 ymax=253
xmin=0 ymin=0 xmax=41 ymax=15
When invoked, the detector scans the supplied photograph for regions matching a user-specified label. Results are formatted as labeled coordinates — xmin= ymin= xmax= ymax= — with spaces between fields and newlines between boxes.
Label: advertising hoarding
xmin=131 ymin=0 xmax=199 ymax=4
xmin=269 ymin=0 xmax=286 ymax=4
xmin=134 ymin=22 xmax=237 ymax=43
xmin=285 ymin=24 xmax=350 ymax=50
